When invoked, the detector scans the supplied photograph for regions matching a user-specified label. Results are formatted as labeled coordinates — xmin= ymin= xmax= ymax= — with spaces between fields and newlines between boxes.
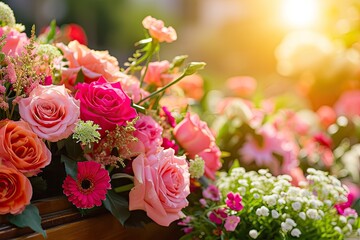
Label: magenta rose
xmin=129 ymin=148 xmax=190 ymax=226
xmin=75 ymin=76 xmax=137 ymax=136
xmin=173 ymin=113 xmax=215 ymax=156
xmin=19 ymin=84 xmax=80 ymax=142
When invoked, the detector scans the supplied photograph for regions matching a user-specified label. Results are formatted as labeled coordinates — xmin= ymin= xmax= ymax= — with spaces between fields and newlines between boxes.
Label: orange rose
xmin=0 ymin=163 xmax=32 ymax=214
xmin=0 ymin=120 xmax=51 ymax=177
xmin=56 ymin=40 xmax=126 ymax=89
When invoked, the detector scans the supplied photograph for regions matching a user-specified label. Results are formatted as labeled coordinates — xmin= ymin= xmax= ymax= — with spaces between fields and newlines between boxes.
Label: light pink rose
xmin=143 ymin=60 xmax=172 ymax=87
xmin=129 ymin=148 xmax=190 ymax=226
xmin=142 ymin=16 xmax=177 ymax=43
xmin=56 ymin=40 xmax=126 ymax=90
xmin=173 ymin=113 xmax=215 ymax=156
xmin=0 ymin=26 xmax=29 ymax=57
xmin=75 ymin=77 xmax=137 ymax=136
xmin=19 ymin=84 xmax=80 ymax=142
xmin=334 ymin=90 xmax=360 ymax=118
xmin=198 ymin=144 xmax=222 ymax=180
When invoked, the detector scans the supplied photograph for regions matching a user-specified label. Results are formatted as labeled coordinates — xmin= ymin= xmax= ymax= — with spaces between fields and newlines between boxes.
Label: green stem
xmin=114 ymin=183 xmax=134 ymax=193
xmin=137 ymin=72 xmax=186 ymax=105
xmin=139 ymin=41 xmax=157 ymax=88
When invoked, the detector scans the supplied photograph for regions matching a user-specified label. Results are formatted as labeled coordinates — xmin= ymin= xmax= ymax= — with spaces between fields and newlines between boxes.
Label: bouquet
xmin=0 ymin=2 xmax=222 ymax=237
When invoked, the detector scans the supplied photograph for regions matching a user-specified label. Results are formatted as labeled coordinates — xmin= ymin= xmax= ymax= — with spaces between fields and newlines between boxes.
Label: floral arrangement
xmin=180 ymin=168 xmax=360 ymax=239
xmin=0 ymin=2 xmax=222 ymax=237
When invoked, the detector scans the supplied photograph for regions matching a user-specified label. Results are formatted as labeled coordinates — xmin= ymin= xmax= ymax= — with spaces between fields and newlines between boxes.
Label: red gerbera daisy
xmin=62 ymin=161 xmax=111 ymax=209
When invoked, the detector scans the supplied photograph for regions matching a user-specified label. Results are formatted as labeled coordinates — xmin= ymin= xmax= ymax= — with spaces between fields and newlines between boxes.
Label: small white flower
xmin=263 ymin=195 xmax=277 ymax=207
xmin=253 ymin=193 xmax=260 ymax=199
xmin=299 ymin=212 xmax=306 ymax=220
xmin=306 ymin=209 xmax=318 ymax=219
xmin=291 ymin=228 xmax=301 ymax=238
xmin=346 ymin=223 xmax=352 ymax=233
xmin=285 ymin=218 xmax=297 ymax=227
xmin=256 ymin=206 xmax=269 ymax=217
xmin=334 ymin=226 xmax=342 ymax=234
xmin=271 ymin=210 xmax=279 ymax=219
xmin=339 ymin=216 xmax=347 ymax=224
xmin=324 ymin=200 xmax=332 ymax=207
xmin=291 ymin=202 xmax=301 ymax=211
xmin=278 ymin=198 xmax=286 ymax=205
xmin=281 ymin=222 xmax=293 ymax=232
xmin=249 ymin=229 xmax=259 ymax=239
xmin=357 ymin=228 xmax=360 ymax=236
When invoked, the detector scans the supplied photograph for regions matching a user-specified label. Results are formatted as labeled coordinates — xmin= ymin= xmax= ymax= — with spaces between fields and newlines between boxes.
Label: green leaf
xmin=183 ymin=62 xmax=206 ymax=76
xmin=60 ymin=154 xmax=78 ymax=179
xmin=0 ymin=52 xmax=5 ymax=62
xmin=7 ymin=204 xmax=47 ymax=238
xmin=46 ymin=20 xmax=56 ymax=43
xmin=75 ymin=69 xmax=85 ymax=85
xmin=103 ymin=190 xmax=131 ymax=225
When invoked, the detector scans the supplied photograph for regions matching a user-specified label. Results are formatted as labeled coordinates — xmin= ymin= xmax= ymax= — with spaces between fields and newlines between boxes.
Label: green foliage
xmin=103 ymin=190 xmax=131 ymax=225
xmin=60 ymin=154 xmax=78 ymax=179
xmin=7 ymin=204 xmax=46 ymax=238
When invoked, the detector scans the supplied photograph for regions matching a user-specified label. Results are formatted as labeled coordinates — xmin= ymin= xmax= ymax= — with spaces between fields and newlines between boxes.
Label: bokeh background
xmin=5 ymin=0 xmax=360 ymax=109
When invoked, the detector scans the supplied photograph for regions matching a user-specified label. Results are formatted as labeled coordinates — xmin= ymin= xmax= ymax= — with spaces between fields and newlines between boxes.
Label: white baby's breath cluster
xmin=192 ymin=167 xmax=360 ymax=239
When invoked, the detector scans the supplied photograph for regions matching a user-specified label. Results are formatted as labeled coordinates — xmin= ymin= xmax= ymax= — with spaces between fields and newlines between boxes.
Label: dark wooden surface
xmin=0 ymin=197 xmax=184 ymax=240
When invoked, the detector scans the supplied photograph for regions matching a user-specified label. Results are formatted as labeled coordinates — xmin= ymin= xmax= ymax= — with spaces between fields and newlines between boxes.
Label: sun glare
xmin=281 ymin=0 xmax=319 ymax=28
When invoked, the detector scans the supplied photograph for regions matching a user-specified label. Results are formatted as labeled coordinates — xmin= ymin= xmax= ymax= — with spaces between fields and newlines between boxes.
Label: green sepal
xmin=103 ymin=190 xmax=131 ymax=225
xmin=7 ymin=204 xmax=47 ymax=239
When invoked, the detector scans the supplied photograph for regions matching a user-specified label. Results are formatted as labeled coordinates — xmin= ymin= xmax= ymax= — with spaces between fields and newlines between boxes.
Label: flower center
xmin=81 ymin=179 xmax=92 ymax=190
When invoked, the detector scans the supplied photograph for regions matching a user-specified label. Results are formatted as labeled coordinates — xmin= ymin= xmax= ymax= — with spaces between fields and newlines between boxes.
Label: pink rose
xmin=75 ymin=76 xmax=137 ymax=136
xmin=173 ymin=113 xmax=214 ymax=156
xmin=19 ymin=84 xmax=80 ymax=142
xmin=143 ymin=60 xmax=172 ymax=87
xmin=56 ymin=40 xmax=126 ymax=90
xmin=0 ymin=26 xmax=29 ymax=57
xmin=129 ymin=148 xmax=190 ymax=226
xmin=316 ymin=105 xmax=337 ymax=129
xmin=142 ymin=16 xmax=177 ymax=43
xmin=0 ymin=120 xmax=51 ymax=177
xmin=198 ymin=144 xmax=222 ymax=180
xmin=0 ymin=163 xmax=32 ymax=214
xmin=132 ymin=114 xmax=163 ymax=155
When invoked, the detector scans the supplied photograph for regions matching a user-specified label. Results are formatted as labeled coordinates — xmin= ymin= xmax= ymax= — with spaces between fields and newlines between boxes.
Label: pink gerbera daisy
xmin=62 ymin=161 xmax=111 ymax=209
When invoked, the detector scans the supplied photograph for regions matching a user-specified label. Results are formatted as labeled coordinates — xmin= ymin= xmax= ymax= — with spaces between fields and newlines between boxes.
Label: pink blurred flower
xmin=142 ymin=16 xmax=177 ymax=43
xmin=129 ymin=148 xmax=190 ymax=226
xmin=334 ymin=90 xmax=360 ymax=118
xmin=62 ymin=161 xmax=111 ymax=209
xmin=226 ymin=76 xmax=257 ymax=97
xmin=289 ymin=167 xmax=306 ymax=187
xmin=62 ymin=24 xmax=88 ymax=45
xmin=75 ymin=76 xmax=137 ymax=136
xmin=177 ymin=74 xmax=204 ymax=101
xmin=118 ymin=76 xmax=149 ymax=103
xmin=0 ymin=26 xmax=29 ymax=57
xmin=303 ymin=133 xmax=334 ymax=168
xmin=202 ymin=184 xmax=221 ymax=201
xmin=209 ymin=208 xmax=228 ymax=225
xmin=225 ymin=192 xmax=243 ymax=211
xmin=143 ymin=60 xmax=172 ymax=87
xmin=224 ymin=215 xmax=241 ymax=232
xmin=316 ymin=105 xmax=337 ymax=129
xmin=19 ymin=84 xmax=80 ymax=142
